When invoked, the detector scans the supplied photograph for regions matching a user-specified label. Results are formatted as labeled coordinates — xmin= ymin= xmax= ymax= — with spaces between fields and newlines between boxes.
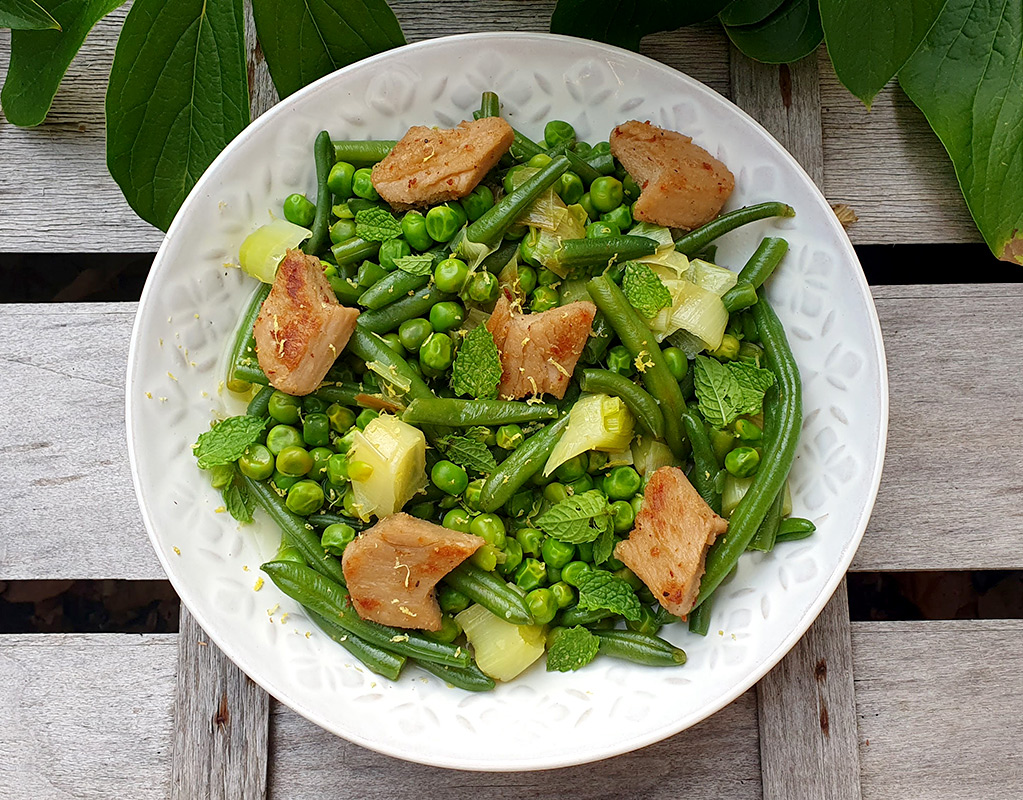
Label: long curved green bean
xmin=261 ymin=560 xmax=472 ymax=667
xmin=594 ymin=630 xmax=687 ymax=666
xmin=358 ymin=270 xmax=430 ymax=310
xmin=413 ymin=658 xmax=496 ymax=692
xmin=551 ymin=235 xmax=657 ymax=275
xmin=509 ymin=128 xmax=545 ymax=162
xmin=331 ymin=236 xmax=380 ymax=266
xmin=721 ymin=282 xmax=758 ymax=314
xmin=674 ymin=202 xmax=795 ymax=256
xmin=720 ymin=237 xmax=789 ymax=314
xmin=329 ymin=139 xmax=396 ymax=164
xmin=402 ymin=398 xmax=558 ymax=427
xmin=682 ymin=405 xmax=721 ymax=514
xmin=311 ymin=382 xmax=363 ymax=407
xmin=579 ymin=368 xmax=665 ymax=440
xmin=748 ymin=489 xmax=784 ymax=552
xmin=301 ymin=131 xmax=335 ymax=257
xmin=442 ymin=563 xmax=533 ymax=625
xmin=348 ymin=328 xmax=435 ymax=402
xmin=480 ymin=238 xmax=521 ymax=275
xmin=558 ymin=605 xmax=614 ymax=627
xmin=687 ymin=595 xmax=714 ymax=636
xmin=226 ymin=283 xmax=270 ymax=390
xmin=586 ymin=275 xmax=688 ymax=459
xmin=564 ymin=149 xmax=603 ymax=185
xmin=307 ymin=513 xmax=370 ymax=532
xmin=478 ymin=91 xmax=500 ymax=118
xmin=694 ymin=297 xmax=801 ymax=608
xmin=309 ymin=609 xmax=406 ymax=681
xmin=775 ymin=517 xmax=816 ymax=544
xmin=479 ymin=415 xmax=570 ymax=512
xmin=356 ymin=284 xmax=454 ymax=333
xmin=246 ymin=384 xmax=275 ymax=417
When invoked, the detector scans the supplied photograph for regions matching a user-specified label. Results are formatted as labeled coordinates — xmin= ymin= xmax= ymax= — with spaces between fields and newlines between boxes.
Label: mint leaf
xmin=729 ymin=359 xmax=775 ymax=416
xmin=193 ymin=415 xmax=267 ymax=469
xmin=354 ymin=207 xmax=402 ymax=242
xmin=393 ymin=254 xmax=435 ymax=276
xmin=437 ymin=434 xmax=497 ymax=474
xmin=576 ymin=570 xmax=642 ymax=621
xmin=622 ymin=261 xmax=671 ymax=318
xmin=464 ymin=426 xmax=491 ymax=444
xmin=592 ymin=526 xmax=616 ymax=566
xmin=535 ymin=490 xmax=612 ymax=544
xmin=546 ymin=626 xmax=600 ymax=672
xmin=0 ymin=0 xmax=61 ymax=31
xmin=222 ymin=480 xmax=253 ymax=524
xmin=693 ymin=355 xmax=775 ymax=427
xmin=451 ymin=325 xmax=502 ymax=400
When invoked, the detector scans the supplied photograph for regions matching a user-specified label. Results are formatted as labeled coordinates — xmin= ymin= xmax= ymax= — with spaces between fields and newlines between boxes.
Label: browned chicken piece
xmin=371 ymin=117 xmax=514 ymax=209
xmin=341 ymin=513 xmax=484 ymax=631
xmin=486 ymin=294 xmax=596 ymax=400
xmin=609 ymin=120 xmax=734 ymax=230
xmin=614 ymin=466 xmax=729 ymax=618
xmin=253 ymin=249 xmax=359 ymax=396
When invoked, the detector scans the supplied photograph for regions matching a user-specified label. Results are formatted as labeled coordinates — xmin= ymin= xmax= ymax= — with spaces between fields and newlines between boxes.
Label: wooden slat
xmin=0 ymin=633 xmax=176 ymax=798
xmin=268 ymin=690 xmax=761 ymax=797
xmin=852 ymin=620 xmax=1023 ymax=799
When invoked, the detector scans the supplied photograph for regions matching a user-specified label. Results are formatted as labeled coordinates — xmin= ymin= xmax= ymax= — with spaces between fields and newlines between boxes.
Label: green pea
xmin=504 ymin=490 xmax=536 ymax=519
xmin=461 ymin=185 xmax=495 ymax=221
xmin=377 ymin=333 xmax=403 ymax=355
xmin=517 ymin=265 xmax=538 ymax=296
xmin=589 ymin=176 xmax=624 ymax=213
xmin=272 ymin=470 xmax=300 ymax=492
xmin=710 ymin=333 xmax=741 ymax=361
xmin=325 ymin=404 xmax=356 ymax=433
xmin=467 ymin=271 xmax=500 ymax=304
xmin=357 ymin=260 xmax=388 ymax=288
xmin=302 ymin=413 xmax=331 ymax=448
xmin=503 ymin=165 xmax=531 ymax=195
xmin=438 ymin=585 xmax=471 ymax=615
xmin=554 ymin=454 xmax=588 ymax=482
xmin=543 ymin=119 xmax=576 ymax=148
xmin=587 ymin=451 xmax=609 ymax=474
xmin=327 ymin=161 xmax=355 ymax=198
xmin=342 ymin=487 xmax=360 ymax=518
xmin=401 ymin=211 xmax=433 ymax=251
xmin=738 ymin=341 xmax=764 ymax=362
xmin=347 ymin=459 xmax=374 ymax=482
xmin=566 ymin=475 xmax=592 ymax=495
xmin=276 ymin=445 xmax=313 ymax=477
xmin=321 ymin=523 xmax=356 ymax=556
xmin=355 ymin=409 xmax=379 ymax=430
xmin=603 ymin=466 xmax=642 ymax=500
xmin=285 ymin=480 xmax=325 ymax=516
xmin=420 ymin=332 xmax=454 ymax=371
xmin=725 ymin=446 xmax=761 ymax=478
xmin=326 ymin=453 xmax=349 ymax=484
xmin=555 ymin=172 xmax=585 ymax=204
xmin=579 ymin=192 xmax=599 ymax=221
xmin=586 ymin=220 xmax=620 ymax=239
xmin=561 ymin=560 xmax=591 ymax=587
xmin=621 ymin=173 xmax=641 ymax=201
xmin=469 ymin=513 xmax=507 ymax=548
xmin=518 ymin=234 xmax=542 ymax=269
xmin=541 ymin=537 xmax=575 ymax=569
xmin=601 ymin=204 xmax=632 ymax=231
xmin=425 ymin=203 xmax=464 ymax=242
xmin=709 ymin=427 xmax=737 ymax=463
xmin=575 ymin=541 xmax=594 ymax=563
xmin=432 ymin=460 xmax=469 ymax=496
xmin=607 ymin=345 xmax=635 ymax=376
xmin=545 ymin=582 xmax=573 ymax=610
xmin=471 ymin=543 xmax=500 ymax=571
xmin=734 ymin=419 xmax=763 ymax=443
xmin=351 ymin=168 xmax=378 ymax=200
xmin=525 ymin=588 xmax=558 ymax=625
xmin=308 ymin=447 xmax=334 ymax=481
xmin=283 ymin=193 xmax=316 ymax=227
xmin=543 ymin=482 xmax=570 ymax=504
xmin=429 ymin=301 xmax=465 ymax=333
xmin=546 ymin=565 xmax=562 ymax=584
xmin=498 ymin=537 xmax=524 ymax=577
xmin=613 ymin=567 xmax=644 ymax=593
xmin=303 ymin=396 xmax=328 ymax=414
xmin=573 ymin=141 xmax=592 ymax=156
xmin=630 ymin=494 xmax=644 ymax=517
xmin=442 ymin=507 xmax=474 ymax=533
xmin=460 ymin=478 xmax=483 ymax=512
xmin=423 ymin=614 xmax=463 ymax=644
xmin=662 ymin=347 xmax=689 ymax=381
xmin=530 ymin=285 xmax=559 ymax=312
xmin=527 ymin=152 xmax=553 ymax=169
xmin=514 ymin=558 xmax=547 ymax=591
xmin=268 ymin=391 xmax=302 ymax=425
xmin=378 ymin=237 xmax=411 ymax=271
xmin=329 ymin=218 xmax=358 ymax=245
xmin=434 ymin=257 xmax=469 ymax=293
xmin=515 ymin=528 xmax=543 ymax=558
xmin=238 ymin=443 xmax=274 ymax=480
xmin=591 ymin=141 xmax=611 ymax=156
xmin=610 ymin=499 xmax=635 ymax=533
xmin=392 ymin=321 xmax=430 ymax=356
xmin=495 ymin=424 xmax=523 ymax=450
xmin=626 ymin=605 xmax=662 ymax=636
xmin=266 ymin=424 xmax=303 ymax=455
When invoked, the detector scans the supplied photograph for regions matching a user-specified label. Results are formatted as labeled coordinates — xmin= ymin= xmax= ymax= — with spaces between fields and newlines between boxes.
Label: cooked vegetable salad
xmin=193 ymin=90 xmax=813 ymax=690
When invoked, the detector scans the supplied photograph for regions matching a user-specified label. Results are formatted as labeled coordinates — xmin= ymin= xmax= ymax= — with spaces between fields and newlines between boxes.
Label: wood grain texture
xmin=172 ymin=607 xmax=269 ymax=800
xmin=0 ymin=633 xmax=176 ymax=799
xmin=852 ymin=620 xmax=1023 ymax=800
xmin=268 ymin=690 xmax=761 ymax=797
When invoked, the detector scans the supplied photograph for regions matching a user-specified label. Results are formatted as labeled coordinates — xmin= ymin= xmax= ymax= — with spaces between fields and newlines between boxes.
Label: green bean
xmin=687 ymin=595 xmax=714 ymax=636
xmin=550 ymin=235 xmax=657 ymax=275
xmin=564 ymin=149 xmax=603 ymax=185
xmin=674 ymin=202 xmax=795 ymax=256
xmin=594 ymin=629 xmax=687 ymax=666
xmin=301 ymin=131 xmax=335 ymax=257
xmin=246 ymin=384 xmax=275 ymax=417
xmin=479 ymin=415 xmax=570 ymax=512
xmin=261 ymin=560 xmax=471 ymax=667
xmin=443 ymin=562 xmax=533 ymax=625
xmin=480 ymin=238 xmax=521 ymax=275
xmin=311 ymin=382 xmax=363 ymax=407
xmin=331 ymin=236 xmax=380 ymax=266
xmin=358 ymin=269 xmax=430 ymax=310
xmin=721 ymin=238 xmax=789 ymax=316
xmin=579 ymin=368 xmax=665 ymax=440
xmin=413 ymin=658 xmax=495 ymax=692
xmin=356 ymin=284 xmax=454 ymax=333
xmin=478 ymin=91 xmax=500 ymax=118
xmin=349 ymin=328 xmax=435 ymax=402
xmin=243 ymin=476 xmax=346 ymax=584
xmin=309 ymin=609 xmax=406 ymax=681
xmin=558 ymin=605 xmax=613 ymax=627
xmin=402 ymin=398 xmax=558 ymax=427
xmin=329 ymin=139 xmax=396 ymax=165
xmin=586 ymin=275 xmax=688 ymax=459
xmin=748 ymin=489 xmax=784 ymax=552
xmin=694 ymin=297 xmax=801 ymax=608
xmin=582 ymin=150 xmax=615 ymax=175
xmin=682 ymin=405 xmax=721 ymax=514
xmin=226 ymin=283 xmax=270 ymax=389
xmin=307 ymin=512 xmax=369 ymax=532
xmin=775 ymin=517 xmax=816 ymax=543
xmin=509 ymin=128 xmax=545 ymax=162
xmin=721 ymin=282 xmax=759 ymax=314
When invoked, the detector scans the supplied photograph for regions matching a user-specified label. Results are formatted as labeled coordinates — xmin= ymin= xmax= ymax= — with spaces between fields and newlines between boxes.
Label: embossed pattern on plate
xmin=126 ymin=33 xmax=887 ymax=771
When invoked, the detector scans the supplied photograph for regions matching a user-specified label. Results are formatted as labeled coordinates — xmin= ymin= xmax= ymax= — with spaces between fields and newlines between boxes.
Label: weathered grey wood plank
xmin=171 ymin=607 xmax=269 ymax=800
xmin=852 ymin=620 xmax=1023 ymax=800
xmin=268 ymin=690 xmax=761 ymax=796
xmin=0 ymin=633 xmax=176 ymax=798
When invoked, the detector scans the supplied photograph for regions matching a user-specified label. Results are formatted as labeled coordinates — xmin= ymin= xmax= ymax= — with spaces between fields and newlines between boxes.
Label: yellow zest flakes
xmin=173 ymin=547 xmax=181 ymax=556
xmin=253 ymin=577 xmax=264 ymax=592
xmin=158 ymin=338 xmax=164 ymax=347
xmin=634 ymin=350 xmax=655 ymax=373
xmin=399 ymin=606 xmax=417 ymax=618
xmin=394 ymin=557 xmax=412 ymax=588
xmin=215 ymin=506 xmax=227 ymax=514
xmin=267 ymin=604 xmax=280 ymax=616
xmin=280 ymin=613 xmax=290 ymax=625
xmin=305 ymin=631 xmax=312 ymax=638
xmin=548 ymin=356 xmax=571 ymax=378
xmin=145 ymin=392 xmax=153 ymax=399
xmin=390 ymin=634 xmax=410 ymax=643
xmin=158 ymin=397 xmax=168 ymax=403
xmin=521 ymin=336 xmax=530 ymax=346
xmin=167 ymin=371 xmax=178 ymax=381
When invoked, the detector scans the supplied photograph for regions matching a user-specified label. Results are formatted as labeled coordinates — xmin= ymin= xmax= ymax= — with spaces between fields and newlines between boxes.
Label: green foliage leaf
xmin=723 ymin=0 xmax=824 ymax=64
xmin=355 ymin=207 xmax=403 ymax=242
xmin=222 ymin=480 xmax=254 ymax=523
xmin=820 ymin=0 xmax=946 ymax=108
xmin=451 ymin=325 xmax=502 ymax=400
xmin=193 ymin=415 xmax=267 ymax=469
xmin=592 ymin=526 xmax=615 ymax=566
xmin=622 ymin=261 xmax=672 ymax=319
xmin=436 ymin=434 xmax=498 ymax=475
xmin=900 ymin=0 xmax=1023 ymax=264
xmin=251 ymin=0 xmax=405 ymax=99
xmin=106 ymin=0 xmax=250 ymax=231
xmin=693 ymin=355 xmax=775 ymax=427
xmin=0 ymin=0 xmax=60 ymax=30
xmin=535 ymin=490 xmax=612 ymax=544
xmin=1 ymin=0 xmax=123 ymax=127
xmin=550 ymin=0 xmax=730 ymax=51
xmin=576 ymin=570 xmax=642 ymax=621
xmin=393 ymin=254 xmax=435 ymax=276
xmin=546 ymin=626 xmax=600 ymax=672
xmin=719 ymin=0 xmax=787 ymax=27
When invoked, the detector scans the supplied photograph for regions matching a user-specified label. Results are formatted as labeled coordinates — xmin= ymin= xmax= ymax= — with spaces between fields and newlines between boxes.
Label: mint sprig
xmin=193 ymin=415 xmax=267 ymax=469
xmin=546 ymin=625 xmax=600 ymax=672
xmin=622 ymin=261 xmax=672 ymax=318
xmin=451 ymin=325 xmax=502 ymax=400
xmin=354 ymin=207 xmax=402 ymax=241
xmin=693 ymin=355 xmax=776 ymax=428
xmin=535 ymin=490 xmax=612 ymax=544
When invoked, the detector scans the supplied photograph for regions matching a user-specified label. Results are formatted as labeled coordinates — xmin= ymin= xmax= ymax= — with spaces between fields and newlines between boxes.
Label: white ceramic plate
xmin=127 ymin=32 xmax=888 ymax=771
